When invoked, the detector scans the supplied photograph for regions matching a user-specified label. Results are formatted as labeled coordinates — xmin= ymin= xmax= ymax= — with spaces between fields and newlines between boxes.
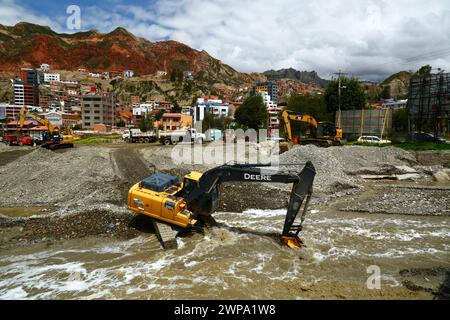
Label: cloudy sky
xmin=1 ymin=0 xmax=449 ymax=81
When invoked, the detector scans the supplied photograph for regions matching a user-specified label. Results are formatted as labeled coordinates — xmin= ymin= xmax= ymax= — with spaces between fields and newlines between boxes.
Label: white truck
xmin=159 ymin=128 xmax=206 ymax=145
xmin=122 ymin=128 xmax=158 ymax=143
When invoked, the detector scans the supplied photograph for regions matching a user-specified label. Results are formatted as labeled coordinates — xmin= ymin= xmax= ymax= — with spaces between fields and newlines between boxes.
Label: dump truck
xmin=128 ymin=161 xmax=316 ymax=249
xmin=159 ymin=127 xmax=206 ymax=145
xmin=2 ymin=134 xmax=34 ymax=146
xmin=122 ymin=128 xmax=158 ymax=143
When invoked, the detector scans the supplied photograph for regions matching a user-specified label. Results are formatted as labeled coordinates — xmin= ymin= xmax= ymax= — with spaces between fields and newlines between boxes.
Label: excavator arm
xmin=19 ymin=106 xmax=55 ymax=134
xmin=281 ymin=110 xmax=319 ymax=143
xmin=184 ymin=161 xmax=316 ymax=248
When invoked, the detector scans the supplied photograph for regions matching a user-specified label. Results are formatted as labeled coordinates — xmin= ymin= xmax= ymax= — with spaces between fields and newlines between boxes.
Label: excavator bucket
xmin=281 ymin=161 xmax=316 ymax=248
xmin=281 ymin=234 xmax=304 ymax=249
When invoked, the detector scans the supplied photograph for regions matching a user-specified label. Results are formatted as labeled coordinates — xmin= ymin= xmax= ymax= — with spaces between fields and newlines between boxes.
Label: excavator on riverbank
xmin=128 ymin=161 xmax=316 ymax=249
xmin=20 ymin=107 xmax=74 ymax=150
xmin=280 ymin=110 xmax=342 ymax=152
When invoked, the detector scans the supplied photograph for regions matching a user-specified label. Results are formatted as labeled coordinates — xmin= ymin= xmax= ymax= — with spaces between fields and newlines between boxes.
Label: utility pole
xmin=333 ymin=70 xmax=348 ymax=128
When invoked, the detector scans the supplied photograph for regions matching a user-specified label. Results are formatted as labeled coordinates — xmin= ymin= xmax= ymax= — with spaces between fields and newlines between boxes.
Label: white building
xmin=382 ymin=99 xmax=408 ymax=110
xmin=13 ymin=83 xmax=24 ymax=106
xmin=40 ymin=64 xmax=50 ymax=71
xmin=132 ymin=104 xmax=153 ymax=117
xmin=124 ymin=70 xmax=135 ymax=78
xmin=195 ymin=97 xmax=231 ymax=123
xmin=44 ymin=73 xmax=60 ymax=83
xmin=42 ymin=111 xmax=63 ymax=126
xmin=257 ymin=91 xmax=277 ymax=108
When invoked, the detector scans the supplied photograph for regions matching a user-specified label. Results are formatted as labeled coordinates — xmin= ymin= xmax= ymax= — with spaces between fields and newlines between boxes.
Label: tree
xmin=154 ymin=110 xmax=165 ymax=121
xmin=324 ymin=77 xmax=367 ymax=113
xmin=139 ymin=114 xmax=152 ymax=132
xmin=414 ymin=65 xmax=432 ymax=78
xmin=234 ymin=96 xmax=268 ymax=130
xmin=202 ymin=113 xmax=233 ymax=132
xmin=117 ymin=118 xmax=126 ymax=128
xmin=287 ymin=93 xmax=330 ymax=121
xmin=391 ymin=108 xmax=409 ymax=133
xmin=381 ymin=85 xmax=391 ymax=100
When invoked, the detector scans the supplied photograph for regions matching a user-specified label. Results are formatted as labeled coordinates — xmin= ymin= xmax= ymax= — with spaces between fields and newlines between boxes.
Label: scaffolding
xmin=407 ymin=72 xmax=450 ymax=136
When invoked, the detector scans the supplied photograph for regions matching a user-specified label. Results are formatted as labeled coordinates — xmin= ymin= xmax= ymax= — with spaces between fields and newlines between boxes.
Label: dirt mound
xmin=279 ymin=145 xmax=417 ymax=194
xmin=0 ymin=147 xmax=122 ymax=208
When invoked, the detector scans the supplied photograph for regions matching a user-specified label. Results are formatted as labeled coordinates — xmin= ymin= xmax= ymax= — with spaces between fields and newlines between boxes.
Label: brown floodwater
xmin=0 ymin=203 xmax=448 ymax=299
xmin=0 ymin=207 xmax=53 ymax=218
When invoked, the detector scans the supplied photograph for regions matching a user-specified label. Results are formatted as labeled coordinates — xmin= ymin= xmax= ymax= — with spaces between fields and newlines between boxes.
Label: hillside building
xmin=81 ymin=92 xmax=114 ymax=130
xmin=251 ymin=82 xmax=278 ymax=103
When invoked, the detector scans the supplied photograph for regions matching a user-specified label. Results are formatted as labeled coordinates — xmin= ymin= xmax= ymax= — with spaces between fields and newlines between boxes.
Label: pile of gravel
xmin=279 ymin=145 xmax=418 ymax=194
xmin=0 ymin=147 xmax=122 ymax=208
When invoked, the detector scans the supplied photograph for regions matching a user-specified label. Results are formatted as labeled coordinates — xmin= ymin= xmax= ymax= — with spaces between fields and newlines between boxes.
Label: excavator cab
xmin=177 ymin=172 xmax=220 ymax=217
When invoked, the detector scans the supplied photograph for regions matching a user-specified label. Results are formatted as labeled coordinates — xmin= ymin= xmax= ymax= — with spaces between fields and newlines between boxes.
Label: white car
xmin=358 ymin=136 xmax=391 ymax=144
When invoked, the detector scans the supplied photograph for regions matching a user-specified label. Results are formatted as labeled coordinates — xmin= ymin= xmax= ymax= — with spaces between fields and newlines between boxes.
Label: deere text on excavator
xmin=20 ymin=107 xmax=74 ymax=150
xmin=128 ymin=161 xmax=316 ymax=249
xmin=280 ymin=110 xmax=342 ymax=151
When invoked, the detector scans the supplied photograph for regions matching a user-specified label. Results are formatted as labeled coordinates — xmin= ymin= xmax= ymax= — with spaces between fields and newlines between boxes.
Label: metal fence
xmin=338 ymin=109 xmax=392 ymax=139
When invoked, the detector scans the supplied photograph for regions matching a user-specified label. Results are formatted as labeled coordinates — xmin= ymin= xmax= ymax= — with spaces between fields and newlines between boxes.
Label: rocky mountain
xmin=263 ymin=68 xmax=329 ymax=87
xmin=380 ymin=71 xmax=413 ymax=98
xmin=0 ymin=22 xmax=254 ymax=86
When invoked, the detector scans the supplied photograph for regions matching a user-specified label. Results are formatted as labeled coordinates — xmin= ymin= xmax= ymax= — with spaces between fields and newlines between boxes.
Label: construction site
xmin=0 ymin=140 xmax=448 ymax=299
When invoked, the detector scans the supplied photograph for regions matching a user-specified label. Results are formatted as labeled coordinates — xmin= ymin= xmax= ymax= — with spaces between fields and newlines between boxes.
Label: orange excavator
xmin=280 ymin=110 xmax=342 ymax=151
xmin=128 ymin=161 xmax=316 ymax=249
xmin=20 ymin=107 xmax=74 ymax=150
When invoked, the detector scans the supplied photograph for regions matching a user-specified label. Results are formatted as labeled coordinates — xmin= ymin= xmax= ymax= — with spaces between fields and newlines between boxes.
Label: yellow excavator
xmin=20 ymin=107 xmax=74 ymax=150
xmin=128 ymin=161 xmax=316 ymax=249
xmin=280 ymin=110 xmax=342 ymax=151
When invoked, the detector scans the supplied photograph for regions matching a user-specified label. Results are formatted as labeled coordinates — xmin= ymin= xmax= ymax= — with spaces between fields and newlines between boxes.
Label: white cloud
xmin=0 ymin=0 xmax=56 ymax=29
xmin=1 ymin=0 xmax=450 ymax=80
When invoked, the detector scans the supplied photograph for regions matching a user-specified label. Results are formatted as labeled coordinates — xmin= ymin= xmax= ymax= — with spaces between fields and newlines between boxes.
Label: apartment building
xmin=251 ymin=82 xmax=278 ymax=103
xmin=156 ymin=113 xmax=193 ymax=131
xmin=13 ymin=68 xmax=40 ymax=106
xmin=81 ymin=92 xmax=114 ymax=129
xmin=44 ymin=73 xmax=60 ymax=83
xmin=194 ymin=96 xmax=231 ymax=123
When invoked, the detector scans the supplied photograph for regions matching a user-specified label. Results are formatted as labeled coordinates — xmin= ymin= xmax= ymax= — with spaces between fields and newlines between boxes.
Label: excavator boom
xmin=183 ymin=161 xmax=315 ymax=248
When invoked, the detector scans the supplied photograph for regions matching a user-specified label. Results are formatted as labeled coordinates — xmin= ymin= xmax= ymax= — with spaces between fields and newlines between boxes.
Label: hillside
xmin=381 ymin=71 xmax=412 ymax=98
xmin=263 ymin=68 xmax=329 ymax=87
xmin=0 ymin=22 xmax=254 ymax=86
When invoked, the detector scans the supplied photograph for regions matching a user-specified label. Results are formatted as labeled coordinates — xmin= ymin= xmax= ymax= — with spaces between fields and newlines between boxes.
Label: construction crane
xmin=280 ymin=110 xmax=342 ymax=151
xmin=20 ymin=107 xmax=74 ymax=150
xmin=128 ymin=161 xmax=316 ymax=249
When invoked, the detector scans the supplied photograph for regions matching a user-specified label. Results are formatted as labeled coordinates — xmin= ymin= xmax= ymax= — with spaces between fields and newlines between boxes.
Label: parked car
xmin=406 ymin=132 xmax=446 ymax=144
xmin=357 ymin=136 xmax=391 ymax=144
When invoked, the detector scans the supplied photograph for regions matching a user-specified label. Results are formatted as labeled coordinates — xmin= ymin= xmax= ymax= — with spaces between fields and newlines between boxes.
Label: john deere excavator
xmin=280 ymin=110 xmax=342 ymax=152
xmin=20 ymin=107 xmax=74 ymax=150
xmin=128 ymin=161 xmax=316 ymax=248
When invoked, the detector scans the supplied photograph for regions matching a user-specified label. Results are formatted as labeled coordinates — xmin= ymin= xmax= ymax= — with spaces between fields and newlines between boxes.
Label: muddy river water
xmin=0 ymin=204 xmax=448 ymax=299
